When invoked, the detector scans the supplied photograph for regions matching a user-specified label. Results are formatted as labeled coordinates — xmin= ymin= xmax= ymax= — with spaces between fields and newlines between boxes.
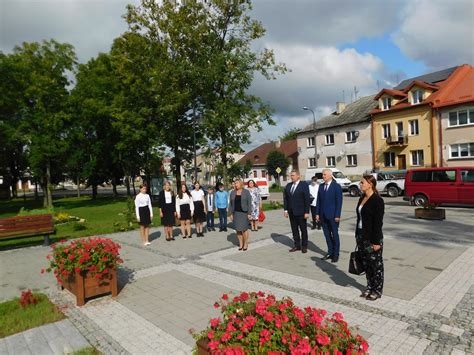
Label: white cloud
xmin=393 ymin=0 xmax=474 ymax=68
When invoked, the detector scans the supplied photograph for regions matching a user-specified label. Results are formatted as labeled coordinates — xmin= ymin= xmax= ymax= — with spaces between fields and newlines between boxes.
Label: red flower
xmin=239 ymin=292 xmax=249 ymax=301
xmin=74 ymin=266 xmax=81 ymax=273
xmin=316 ymin=334 xmax=330 ymax=345
xmin=207 ymin=330 xmax=215 ymax=339
xmin=208 ymin=340 xmax=219 ymax=351
xmin=222 ymin=293 xmax=229 ymax=301
xmin=68 ymin=254 xmax=75 ymax=261
xmin=221 ymin=332 xmax=231 ymax=342
xmin=101 ymin=256 xmax=108 ymax=262
xmin=214 ymin=302 xmax=220 ymax=309
xmin=333 ymin=312 xmax=344 ymax=322
xmin=210 ymin=318 xmax=220 ymax=328
xmin=40 ymin=268 xmax=45 ymax=274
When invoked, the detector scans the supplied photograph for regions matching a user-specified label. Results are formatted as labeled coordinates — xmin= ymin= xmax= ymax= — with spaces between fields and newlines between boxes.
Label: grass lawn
xmin=73 ymin=347 xmax=103 ymax=355
xmin=269 ymin=186 xmax=284 ymax=193
xmin=262 ymin=201 xmax=284 ymax=211
xmin=0 ymin=293 xmax=65 ymax=338
xmin=0 ymin=196 xmax=161 ymax=250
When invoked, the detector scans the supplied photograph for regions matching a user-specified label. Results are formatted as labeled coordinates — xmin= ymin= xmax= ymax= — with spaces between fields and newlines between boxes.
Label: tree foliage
xmin=279 ymin=128 xmax=300 ymax=142
xmin=267 ymin=150 xmax=290 ymax=183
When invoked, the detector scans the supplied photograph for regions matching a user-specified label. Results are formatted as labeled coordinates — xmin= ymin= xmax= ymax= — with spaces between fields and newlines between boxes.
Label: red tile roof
xmin=238 ymin=140 xmax=298 ymax=166
xmin=374 ymin=88 xmax=407 ymax=100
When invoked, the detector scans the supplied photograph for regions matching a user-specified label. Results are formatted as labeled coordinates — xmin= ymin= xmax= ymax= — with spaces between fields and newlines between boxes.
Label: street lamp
xmin=302 ymin=106 xmax=318 ymax=168
xmin=192 ymin=106 xmax=198 ymax=182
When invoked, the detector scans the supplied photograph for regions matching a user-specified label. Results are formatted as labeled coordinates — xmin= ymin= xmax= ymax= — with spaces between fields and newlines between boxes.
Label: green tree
xmin=7 ymin=40 xmax=76 ymax=207
xmin=279 ymin=128 xmax=300 ymax=141
xmin=267 ymin=150 xmax=289 ymax=185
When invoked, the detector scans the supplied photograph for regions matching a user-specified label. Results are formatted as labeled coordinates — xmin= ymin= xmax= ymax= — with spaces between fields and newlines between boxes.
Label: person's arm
xmin=189 ymin=196 xmax=195 ymax=215
xmin=315 ymin=185 xmax=322 ymax=217
xmin=175 ymin=197 xmax=180 ymax=216
xmin=246 ymin=190 xmax=252 ymax=216
xmin=303 ymin=182 xmax=310 ymax=214
xmin=283 ymin=186 xmax=288 ymax=214
xmin=201 ymin=192 xmax=207 ymax=213
xmin=335 ymin=184 xmax=343 ymax=219
xmin=371 ymin=197 xmax=385 ymax=246
xmin=147 ymin=195 xmax=153 ymax=218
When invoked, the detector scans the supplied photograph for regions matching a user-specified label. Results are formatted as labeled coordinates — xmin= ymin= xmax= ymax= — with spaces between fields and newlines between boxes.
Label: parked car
xmin=347 ymin=172 xmax=405 ymax=197
xmin=244 ymin=178 xmax=269 ymax=200
xmin=404 ymin=167 xmax=474 ymax=206
xmin=306 ymin=168 xmax=352 ymax=191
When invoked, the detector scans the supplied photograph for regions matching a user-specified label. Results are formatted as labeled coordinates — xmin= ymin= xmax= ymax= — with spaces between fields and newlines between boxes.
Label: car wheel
xmin=387 ymin=186 xmax=399 ymax=197
xmin=348 ymin=186 xmax=360 ymax=197
xmin=413 ymin=194 xmax=428 ymax=206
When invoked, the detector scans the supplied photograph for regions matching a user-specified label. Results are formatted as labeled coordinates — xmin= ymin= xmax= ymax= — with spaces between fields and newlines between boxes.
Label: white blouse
xmin=176 ymin=193 xmax=195 ymax=214
xmin=135 ymin=193 xmax=153 ymax=218
xmin=191 ymin=189 xmax=205 ymax=202
xmin=357 ymin=205 xmax=363 ymax=229
xmin=164 ymin=191 xmax=172 ymax=204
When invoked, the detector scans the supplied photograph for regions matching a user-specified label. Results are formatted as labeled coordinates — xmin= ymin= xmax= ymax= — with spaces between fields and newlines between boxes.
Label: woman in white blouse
xmin=191 ymin=182 xmax=207 ymax=237
xmin=158 ymin=181 xmax=176 ymax=241
xmin=135 ymin=184 xmax=153 ymax=246
xmin=176 ymin=183 xmax=194 ymax=239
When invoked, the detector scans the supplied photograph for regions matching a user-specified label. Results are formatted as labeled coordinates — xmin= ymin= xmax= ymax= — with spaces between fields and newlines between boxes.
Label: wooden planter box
xmin=196 ymin=338 xmax=210 ymax=355
xmin=415 ymin=208 xmax=446 ymax=220
xmin=60 ymin=268 xmax=118 ymax=306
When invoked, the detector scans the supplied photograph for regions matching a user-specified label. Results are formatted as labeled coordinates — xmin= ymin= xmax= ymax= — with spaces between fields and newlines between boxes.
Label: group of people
xmin=134 ymin=179 xmax=263 ymax=251
xmin=284 ymin=169 xmax=385 ymax=301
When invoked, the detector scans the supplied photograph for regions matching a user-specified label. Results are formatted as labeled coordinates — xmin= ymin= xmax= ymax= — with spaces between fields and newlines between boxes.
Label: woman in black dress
xmin=176 ymin=183 xmax=194 ymax=239
xmin=355 ymin=174 xmax=385 ymax=301
xmin=134 ymin=184 xmax=153 ymax=246
xmin=158 ymin=181 xmax=176 ymax=241
xmin=191 ymin=182 xmax=207 ymax=237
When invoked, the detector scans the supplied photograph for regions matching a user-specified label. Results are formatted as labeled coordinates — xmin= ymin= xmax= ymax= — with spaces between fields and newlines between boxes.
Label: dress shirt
xmin=134 ymin=192 xmax=153 ymax=218
xmin=175 ymin=193 xmax=195 ymax=214
xmin=191 ymin=189 xmax=205 ymax=202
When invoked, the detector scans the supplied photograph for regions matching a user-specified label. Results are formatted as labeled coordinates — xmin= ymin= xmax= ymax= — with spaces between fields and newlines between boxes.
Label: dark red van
xmin=404 ymin=167 xmax=474 ymax=206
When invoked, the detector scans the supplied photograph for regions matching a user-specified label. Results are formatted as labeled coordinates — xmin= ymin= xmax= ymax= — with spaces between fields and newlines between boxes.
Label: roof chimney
xmin=336 ymin=102 xmax=346 ymax=114
xmin=275 ymin=140 xmax=281 ymax=149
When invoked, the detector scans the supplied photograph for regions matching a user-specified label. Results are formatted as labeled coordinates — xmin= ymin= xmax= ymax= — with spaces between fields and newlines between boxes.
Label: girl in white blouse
xmin=191 ymin=182 xmax=207 ymax=237
xmin=135 ymin=184 xmax=153 ymax=246
xmin=176 ymin=183 xmax=194 ymax=239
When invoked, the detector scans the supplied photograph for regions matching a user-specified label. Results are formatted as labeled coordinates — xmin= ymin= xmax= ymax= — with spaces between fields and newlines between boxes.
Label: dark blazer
xmin=157 ymin=190 xmax=176 ymax=211
xmin=229 ymin=189 xmax=252 ymax=214
xmin=315 ymin=180 xmax=343 ymax=219
xmin=356 ymin=194 xmax=384 ymax=244
xmin=283 ymin=180 xmax=310 ymax=216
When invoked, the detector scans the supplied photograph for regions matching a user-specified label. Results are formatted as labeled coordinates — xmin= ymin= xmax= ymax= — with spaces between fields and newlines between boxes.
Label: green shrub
xmin=17 ymin=207 xmax=54 ymax=216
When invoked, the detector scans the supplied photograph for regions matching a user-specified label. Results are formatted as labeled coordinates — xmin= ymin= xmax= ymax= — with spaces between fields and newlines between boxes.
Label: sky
xmin=1 ymin=0 xmax=473 ymax=150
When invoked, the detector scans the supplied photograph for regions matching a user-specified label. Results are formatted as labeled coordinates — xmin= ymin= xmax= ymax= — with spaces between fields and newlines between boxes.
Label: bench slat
xmin=0 ymin=215 xmax=52 ymax=224
xmin=0 ymin=214 xmax=55 ymax=243
xmin=0 ymin=228 xmax=55 ymax=238
xmin=0 ymin=222 xmax=55 ymax=231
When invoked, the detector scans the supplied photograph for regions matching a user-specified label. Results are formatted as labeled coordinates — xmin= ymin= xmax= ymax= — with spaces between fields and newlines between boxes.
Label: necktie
xmin=290 ymin=183 xmax=296 ymax=195
xmin=324 ymin=184 xmax=328 ymax=192
xmin=209 ymin=195 xmax=212 ymax=208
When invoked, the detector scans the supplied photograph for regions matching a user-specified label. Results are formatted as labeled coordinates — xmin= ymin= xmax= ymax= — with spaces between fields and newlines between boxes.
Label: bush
xmin=72 ymin=222 xmax=87 ymax=231
xmin=114 ymin=198 xmax=136 ymax=231
xmin=17 ymin=207 xmax=54 ymax=216
xmin=193 ymin=291 xmax=368 ymax=354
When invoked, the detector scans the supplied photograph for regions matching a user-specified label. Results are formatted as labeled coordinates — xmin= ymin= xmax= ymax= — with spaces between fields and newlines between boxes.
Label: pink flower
xmin=263 ymin=311 xmax=274 ymax=322
xmin=316 ymin=334 xmax=330 ymax=345
xmin=208 ymin=340 xmax=219 ymax=351
xmin=221 ymin=332 xmax=231 ymax=342
xmin=333 ymin=312 xmax=344 ymax=322
xmin=207 ymin=330 xmax=215 ymax=339
xmin=210 ymin=318 xmax=220 ymax=328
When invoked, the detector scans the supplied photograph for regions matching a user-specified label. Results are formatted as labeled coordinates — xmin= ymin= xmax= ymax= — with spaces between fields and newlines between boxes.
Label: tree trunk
xmin=125 ymin=175 xmax=131 ymax=196
xmin=43 ymin=161 xmax=53 ymax=208
xmin=92 ymin=184 xmax=98 ymax=199
xmin=112 ymin=180 xmax=118 ymax=197
xmin=10 ymin=181 xmax=18 ymax=198
xmin=77 ymin=176 xmax=81 ymax=198
xmin=132 ymin=176 xmax=136 ymax=196
xmin=34 ymin=178 xmax=39 ymax=201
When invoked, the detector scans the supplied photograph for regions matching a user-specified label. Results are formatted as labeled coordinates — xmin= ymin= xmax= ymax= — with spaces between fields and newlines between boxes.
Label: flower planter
xmin=196 ymin=338 xmax=209 ymax=355
xmin=415 ymin=208 xmax=445 ymax=220
xmin=60 ymin=268 xmax=118 ymax=306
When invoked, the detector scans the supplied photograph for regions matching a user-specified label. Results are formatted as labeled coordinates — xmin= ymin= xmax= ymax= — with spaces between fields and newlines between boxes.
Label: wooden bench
xmin=0 ymin=214 xmax=56 ymax=246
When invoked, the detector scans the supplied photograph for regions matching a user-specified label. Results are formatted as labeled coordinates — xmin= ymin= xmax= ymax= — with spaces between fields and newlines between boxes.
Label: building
xmin=371 ymin=65 xmax=473 ymax=171
xmin=238 ymin=140 xmax=298 ymax=185
xmin=297 ymin=96 xmax=378 ymax=180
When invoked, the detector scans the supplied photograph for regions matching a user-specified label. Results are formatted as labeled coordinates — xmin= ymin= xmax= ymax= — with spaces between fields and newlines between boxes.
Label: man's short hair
xmin=322 ymin=168 xmax=333 ymax=176
xmin=311 ymin=176 xmax=319 ymax=182
xmin=290 ymin=169 xmax=300 ymax=175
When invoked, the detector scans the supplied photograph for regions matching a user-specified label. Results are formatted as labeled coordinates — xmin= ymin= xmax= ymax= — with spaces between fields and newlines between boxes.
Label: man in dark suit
xmin=284 ymin=170 xmax=311 ymax=253
xmin=316 ymin=169 xmax=343 ymax=262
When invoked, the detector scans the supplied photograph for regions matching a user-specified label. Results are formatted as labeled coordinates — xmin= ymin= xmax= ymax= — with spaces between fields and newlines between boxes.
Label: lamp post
xmin=302 ymin=106 xmax=318 ymax=168
xmin=192 ymin=106 xmax=198 ymax=182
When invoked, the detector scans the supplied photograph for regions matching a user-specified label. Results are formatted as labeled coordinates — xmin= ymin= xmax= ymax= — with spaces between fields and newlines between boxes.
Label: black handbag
xmin=348 ymin=247 xmax=365 ymax=275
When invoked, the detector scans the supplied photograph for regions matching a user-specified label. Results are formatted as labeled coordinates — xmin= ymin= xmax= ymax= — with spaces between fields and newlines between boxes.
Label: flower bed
xmin=44 ymin=237 xmax=123 ymax=305
xmin=193 ymin=291 xmax=368 ymax=354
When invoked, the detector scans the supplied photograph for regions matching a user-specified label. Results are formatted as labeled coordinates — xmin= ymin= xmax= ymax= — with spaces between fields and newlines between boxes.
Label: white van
xmin=244 ymin=178 xmax=270 ymax=200
xmin=305 ymin=168 xmax=352 ymax=191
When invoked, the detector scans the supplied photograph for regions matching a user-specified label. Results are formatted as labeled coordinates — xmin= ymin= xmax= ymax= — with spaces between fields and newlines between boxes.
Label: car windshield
xmin=333 ymin=172 xmax=346 ymax=179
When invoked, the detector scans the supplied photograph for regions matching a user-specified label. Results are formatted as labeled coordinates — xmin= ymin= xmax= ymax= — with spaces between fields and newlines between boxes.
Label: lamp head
xmin=302 ymin=107 xmax=309 ymax=111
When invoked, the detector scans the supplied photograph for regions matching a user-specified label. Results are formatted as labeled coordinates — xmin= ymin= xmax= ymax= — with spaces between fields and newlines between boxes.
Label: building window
xmin=253 ymin=170 xmax=257 ymax=178
xmin=383 ymin=97 xmax=392 ymax=110
xmin=409 ymin=119 xmax=419 ymax=135
xmin=412 ymin=90 xmax=423 ymax=104
xmin=346 ymin=131 xmax=357 ymax=143
xmin=262 ymin=170 xmax=266 ymax=178
xmin=384 ymin=152 xmax=395 ymax=167
xmin=307 ymin=137 xmax=315 ymax=147
xmin=326 ymin=156 xmax=336 ymax=167
xmin=347 ymin=155 xmax=357 ymax=166
xmin=382 ymin=124 xmax=391 ymax=139
xmin=325 ymin=134 xmax=334 ymax=145
xmin=308 ymin=158 xmax=316 ymax=168
xmin=411 ymin=150 xmax=424 ymax=166
xmin=449 ymin=110 xmax=474 ymax=127
xmin=450 ymin=143 xmax=474 ymax=159
xmin=396 ymin=122 xmax=404 ymax=137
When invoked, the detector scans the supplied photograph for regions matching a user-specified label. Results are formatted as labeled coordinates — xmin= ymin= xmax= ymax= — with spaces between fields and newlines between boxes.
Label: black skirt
xmin=179 ymin=203 xmax=192 ymax=221
xmin=161 ymin=202 xmax=175 ymax=226
xmin=138 ymin=206 xmax=151 ymax=226
xmin=193 ymin=200 xmax=206 ymax=223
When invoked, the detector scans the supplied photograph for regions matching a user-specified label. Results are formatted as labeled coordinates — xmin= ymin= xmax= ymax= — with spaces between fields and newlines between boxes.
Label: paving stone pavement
xmin=1 ymin=196 xmax=473 ymax=354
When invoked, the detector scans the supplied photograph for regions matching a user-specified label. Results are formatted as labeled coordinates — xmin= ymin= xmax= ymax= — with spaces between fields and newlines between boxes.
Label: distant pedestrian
xmin=176 ymin=183 xmax=194 ymax=239
xmin=158 ymin=181 xmax=176 ymax=241
xmin=215 ymin=183 xmax=229 ymax=231
xmin=206 ymin=186 xmax=216 ymax=231
xmin=309 ymin=176 xmax=321 ymax=230
xmin=247 ymin=179 xmax=262 ymax=231
xmin=283 ymin=170 xmax=311 ymax=253
xmin=135 ymin=184 xmax=153 ymax=246
xmin=191 ymin=182 xmax=207 ymax=237
xmin=316 ymin=169 xmax=343 ymax=263
xmin=356 ymin=174 xmax=385 ymax=301
xmin=229 ymin=179 xmax=252 ymax=251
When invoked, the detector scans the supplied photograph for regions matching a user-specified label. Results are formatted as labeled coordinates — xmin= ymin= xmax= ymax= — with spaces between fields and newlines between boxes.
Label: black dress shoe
xmin=302 ymin=248 xmax=307 ymax=253
xmin=289 ymin=247 xmax=301 ymax=252
xmin=331 ymin=256 xmax=339 ymax=263
xmin=321 ymin=254 xmax=332 ymax=260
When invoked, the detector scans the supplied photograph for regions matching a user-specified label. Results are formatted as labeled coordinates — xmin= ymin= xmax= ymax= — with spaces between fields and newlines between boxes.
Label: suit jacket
xmin=229 ymin=189 xmax=252 ymax=214
xmin=157 ymin=190 xmax=176 ymax=211
xmin=315 ymin=180 xmax=343 ymax=219
xmin=356 ymin=194 xmax=384 ymax=244
xmin=283 ymin=180 xmax=310 ymax=216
